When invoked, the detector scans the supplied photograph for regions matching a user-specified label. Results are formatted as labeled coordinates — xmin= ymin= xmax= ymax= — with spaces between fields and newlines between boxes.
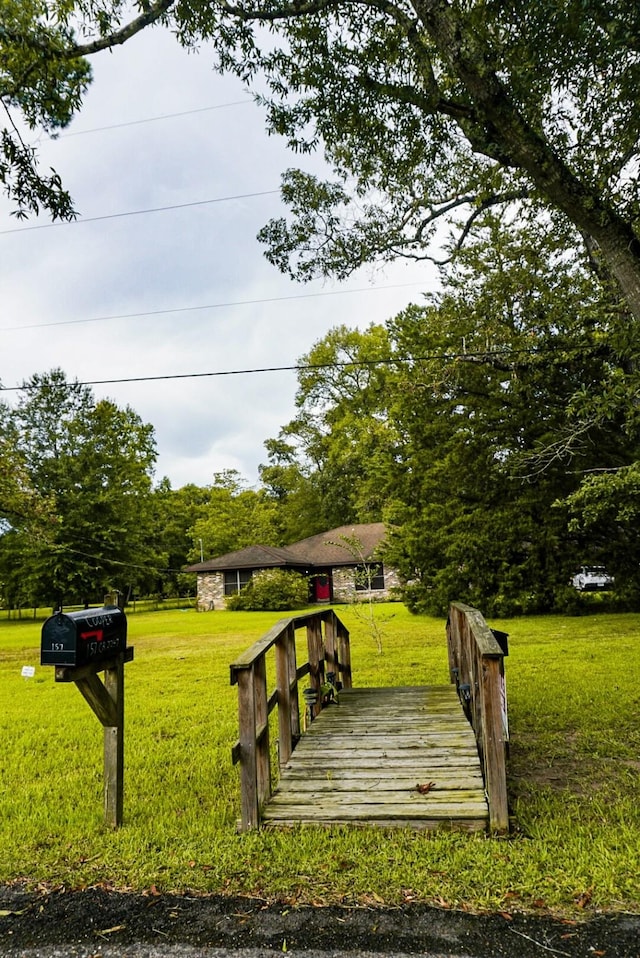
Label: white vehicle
xmin=572 ymin=565 xmax=614 ymax=591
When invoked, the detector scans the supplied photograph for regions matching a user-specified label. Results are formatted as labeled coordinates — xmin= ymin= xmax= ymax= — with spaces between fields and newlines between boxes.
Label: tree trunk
xmin=415 ymin=0 xmax=640 ymax=321
xmin=588 ymin=227 xmax=640 ymax=322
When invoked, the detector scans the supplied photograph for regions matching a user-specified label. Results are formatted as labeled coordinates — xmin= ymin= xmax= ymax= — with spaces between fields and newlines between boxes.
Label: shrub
xmin=226 ymin=569 xmax=309 ymax=611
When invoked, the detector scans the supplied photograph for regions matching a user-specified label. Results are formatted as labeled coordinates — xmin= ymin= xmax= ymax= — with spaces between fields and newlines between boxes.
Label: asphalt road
xmin=1 ymin=886 xmax=639 ymax=958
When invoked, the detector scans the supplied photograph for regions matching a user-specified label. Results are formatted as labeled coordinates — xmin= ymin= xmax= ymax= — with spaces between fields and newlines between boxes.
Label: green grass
xmin=1 ymin=604 xmax=639 ymax=916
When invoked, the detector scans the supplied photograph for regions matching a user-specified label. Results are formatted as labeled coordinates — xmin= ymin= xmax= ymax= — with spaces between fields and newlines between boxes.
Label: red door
xmin=314 ymin=574 xmax=331 ymax=602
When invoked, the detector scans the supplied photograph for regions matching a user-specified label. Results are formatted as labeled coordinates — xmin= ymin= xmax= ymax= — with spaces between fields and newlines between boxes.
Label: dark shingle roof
xmin=184 ymin=523 xmax=387 ymax=573
xmin=184 ymin=544 xmax=307 ymax=573
xmin=283 ymin=523 xmax=387 ymax=565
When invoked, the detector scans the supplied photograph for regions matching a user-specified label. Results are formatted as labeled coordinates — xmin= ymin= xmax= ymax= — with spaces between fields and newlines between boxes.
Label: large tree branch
xmin=425 ymin=189 xmax=530 ymax=264
xmin=217 ymin=0 xmax=353 ymax=22
xmin=0 ymin=0 xmax=176 ymax=62
xmin=411 ymin=0 xmax=640 ymax=318
xmin=67 ymin=0 xmax=177 ymax=57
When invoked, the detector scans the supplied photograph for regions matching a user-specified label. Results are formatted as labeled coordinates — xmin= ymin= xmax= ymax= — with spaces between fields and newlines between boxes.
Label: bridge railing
xmin=446 ymin=602 xmax=509 ymax=833
xmin=230 ymin=609 xmax=351 ymax=831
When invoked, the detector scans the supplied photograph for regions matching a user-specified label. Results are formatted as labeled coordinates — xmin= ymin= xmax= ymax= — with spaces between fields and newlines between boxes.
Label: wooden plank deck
xmin=262 ymin=685 xmax=489 ymax=831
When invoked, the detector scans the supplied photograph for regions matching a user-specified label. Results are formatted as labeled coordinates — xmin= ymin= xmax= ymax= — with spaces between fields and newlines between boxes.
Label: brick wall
xmin=332 ymin=565 xmax=401 ymax=603
xmin=196 ymin=572 xmax=225 ymax=610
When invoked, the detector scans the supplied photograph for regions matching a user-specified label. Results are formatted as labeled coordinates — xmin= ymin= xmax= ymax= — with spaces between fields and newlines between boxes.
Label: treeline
xmin=2 ymin=215 xmax=640 ymax=614
xmin=265 ymin=217 xmax=640 ymax=615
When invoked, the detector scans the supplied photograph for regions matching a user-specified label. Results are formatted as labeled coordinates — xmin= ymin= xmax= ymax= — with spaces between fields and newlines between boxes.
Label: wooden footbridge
xmin=230 ymin=603 xmax=509 ymax=834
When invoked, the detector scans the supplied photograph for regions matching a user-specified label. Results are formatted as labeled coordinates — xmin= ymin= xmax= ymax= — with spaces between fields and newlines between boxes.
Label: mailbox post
xmin=41 ymin=593 xmax=133 ymax=828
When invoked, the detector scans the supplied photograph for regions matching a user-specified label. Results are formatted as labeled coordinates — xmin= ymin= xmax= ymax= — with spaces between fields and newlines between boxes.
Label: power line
xmin=0 ymin=344 xmax=600 ymax=393
xmin=0 ymin=189 xmax=279 ymax=236
xmin=0 ymin=281 xmax=427 ymax=332
xmin=60 ymin=100 xmax=253 ymax=137
xmin=56 ymin=543 xmax=188 ymax=576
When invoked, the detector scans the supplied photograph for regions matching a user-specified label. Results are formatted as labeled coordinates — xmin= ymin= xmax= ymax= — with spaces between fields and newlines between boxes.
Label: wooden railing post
xmin=481 ymin=656 xmax=509 ymax=833
xmin=236 ymin=667 xmax=259 ymax=831
xmin=337 ymin=619 xmax=352 ymax=689
xmin=324 ymin=613 xmax=337 ymax=681
xmin=287 ymin=624 xmax=301 ymax=744
xmin=254 ymin=655 xmax=271 ymax=811
xmin=275 ymin=623 xmax=298 ymax=765
xmin=306 ymin=617 xmax=324 ymax=720
xmin=447 ymin=602 xmax=509 ymax=834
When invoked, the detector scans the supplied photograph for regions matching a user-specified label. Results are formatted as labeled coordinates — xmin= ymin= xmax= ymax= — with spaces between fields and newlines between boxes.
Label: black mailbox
xmin=41 ymin=606 xmax=127 ymax=667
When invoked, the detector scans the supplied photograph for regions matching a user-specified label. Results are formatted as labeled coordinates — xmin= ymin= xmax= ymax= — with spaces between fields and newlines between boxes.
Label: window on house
xmin=224 ymin=569 xmax=252 ymax=596
xmin=355 ymin=563 xmax=385 ymax=591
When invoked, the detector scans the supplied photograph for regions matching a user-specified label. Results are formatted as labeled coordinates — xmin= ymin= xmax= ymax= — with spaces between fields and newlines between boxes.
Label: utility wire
xmin=0 ymin=189 xmax=279 ymax=235
xmin=60 ymin=100 xmax=253 ymax=137
xmin=49 ymin=542 xmax=188 ymax=576
xmin=0 ymin=281 xmax=427 ymax=332
xmin=0 ymin=343 xmax=601 ymax=393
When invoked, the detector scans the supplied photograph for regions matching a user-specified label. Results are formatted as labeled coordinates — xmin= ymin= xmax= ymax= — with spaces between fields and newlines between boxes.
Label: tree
xmin=381 ymin=215 xmax=637 ymax=613
xmin=150 ymin=478 xmax=214 ymax=595
xmin=4 ymin=2 xmax=640 ymax=321
xmin=0 ymin=398 xmax=50 ymax=531
xmin=270 ymin=216 xmax=636 ymax=613
xmin=564 ymin=464 xmax=640 ymax=603
xmin=258 ymin=438 xmax=328 ymax=543
xmin=189 ymin=469 xmax=282 ymax=560
xmin=0 ymin=0 xmax=169 ymax=219
xmin=0 ymin=369 xmax=160 ymax=607
xmin=267 ymin=323 xmax=400 ymax=527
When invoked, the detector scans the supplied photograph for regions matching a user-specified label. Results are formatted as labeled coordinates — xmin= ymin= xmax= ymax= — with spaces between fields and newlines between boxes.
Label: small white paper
xmin=21 ymin=665 xmax=36 ymax=678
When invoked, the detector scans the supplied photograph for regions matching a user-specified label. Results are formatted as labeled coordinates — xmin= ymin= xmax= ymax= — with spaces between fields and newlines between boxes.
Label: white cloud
xmin=0 ymin=25 xmax=437 ymax=488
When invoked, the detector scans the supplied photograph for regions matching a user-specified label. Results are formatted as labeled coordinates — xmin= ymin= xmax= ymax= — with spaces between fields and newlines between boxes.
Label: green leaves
xmin=0 ymin=369 xmax=159 ymax=606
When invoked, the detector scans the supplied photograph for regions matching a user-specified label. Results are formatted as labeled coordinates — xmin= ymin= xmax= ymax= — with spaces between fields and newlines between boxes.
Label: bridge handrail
xmin=447 ymin=602 xmax=509 ymax=833
xmin=230 ymin=608 xmax=351 ymax=831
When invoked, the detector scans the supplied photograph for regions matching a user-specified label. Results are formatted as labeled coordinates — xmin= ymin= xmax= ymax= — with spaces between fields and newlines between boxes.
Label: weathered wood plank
xmin=295 ymin=735 xmax=480 ymax=749
xmin=264 ymin=684 xmax=488 ymax=831
xmin=276 ymin=774 xmax=485 ymax=790
xmin=283 ymin=752 xmax=481 ymax=767
xmin=263 ymin=816 xmax=487 ymax=832
xmin=263 ymin=802 xmax=487 ymax=821
xmin=270 ymin=788 xmax=486 ymax=805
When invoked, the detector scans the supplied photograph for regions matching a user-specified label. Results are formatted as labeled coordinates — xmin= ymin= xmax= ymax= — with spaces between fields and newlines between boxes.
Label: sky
xmin=1 ymin=23 xmax=438 ymax=490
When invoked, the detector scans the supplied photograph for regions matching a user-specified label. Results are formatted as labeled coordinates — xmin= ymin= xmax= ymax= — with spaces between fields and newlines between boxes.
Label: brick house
xmin=185 ymin=522 xmax=400 ymax=610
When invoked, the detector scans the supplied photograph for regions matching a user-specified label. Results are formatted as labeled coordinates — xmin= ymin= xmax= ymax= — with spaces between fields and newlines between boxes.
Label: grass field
xmin=1 ymin=603 xmax=639 ymax=916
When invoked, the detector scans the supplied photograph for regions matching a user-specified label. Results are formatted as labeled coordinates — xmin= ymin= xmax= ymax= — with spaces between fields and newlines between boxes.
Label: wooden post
xmin=306 ymin=618 xmax=324 ymax=719
xmin=481 ymin=657 xmax=509 ymax=834
xmin=337 ymin=621 xmax=352 ymax=689
xmin=53 ymin=647 xmax=133 ymax=829
xmin=254 ymin=655 xmax=271 ymax=809
xmin=447 ymin=603 xmax=509 ymax=834
xmin=236 ymin=667 xmax=259 ymax=831
xmin=287 ymin=623 xmax=301 ymax=745
xmin=103 ymin=658 xmax=125 ymax=828
xmin=324 ymin=613 xmax=337 ymax=680
xmin=275 ymin=623 xmax=298 ymax=765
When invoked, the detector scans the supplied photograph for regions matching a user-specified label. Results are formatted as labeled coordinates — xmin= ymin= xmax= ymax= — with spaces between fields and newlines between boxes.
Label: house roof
xmin=184 ymin=523 xmax=387 ymax=574
xmin=283 ymin=523 xmax=387 ymax=566
xmin=184 ymin=544 xmax=308 ymax=573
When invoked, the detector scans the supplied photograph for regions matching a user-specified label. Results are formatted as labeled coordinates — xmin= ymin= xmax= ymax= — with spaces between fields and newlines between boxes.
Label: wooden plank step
xmin=277 ymin=774 xmax=485 ymax=790
xmin=270 ymin=788 xmax=485 ymax=805
xmin=290 ymin=746 xmax=480 ymax=759
xmin=263 ymin=802 xmax=487 ymax=822
xmin=265 ymin=684 xmax=488 ymax=832
xmin=306 ymin=718 xmax=474 ymax=731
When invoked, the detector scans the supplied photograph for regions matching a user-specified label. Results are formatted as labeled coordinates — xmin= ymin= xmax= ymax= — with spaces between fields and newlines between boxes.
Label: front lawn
xmin=1 ymin=604 xmax=638 ymax=915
